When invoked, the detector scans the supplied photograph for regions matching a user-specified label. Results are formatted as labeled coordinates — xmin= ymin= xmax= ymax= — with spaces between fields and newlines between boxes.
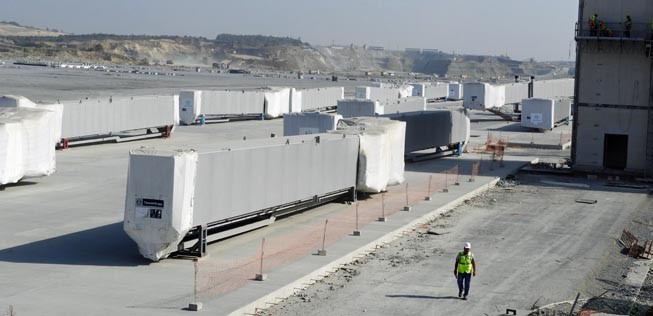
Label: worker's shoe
xmin=462 ymin=295 xmax=468 ymax=300
xmin=458 ymin=290 xmax=462 ymax=298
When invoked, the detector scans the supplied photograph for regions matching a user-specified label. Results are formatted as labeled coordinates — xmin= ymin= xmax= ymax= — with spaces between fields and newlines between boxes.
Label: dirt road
xmin=262 ymin=174 xmax=652 ymax=316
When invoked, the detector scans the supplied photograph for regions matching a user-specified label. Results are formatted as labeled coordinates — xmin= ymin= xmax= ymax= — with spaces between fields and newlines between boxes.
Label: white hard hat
xmin=464 ymin=242 xmax=471 ymax=249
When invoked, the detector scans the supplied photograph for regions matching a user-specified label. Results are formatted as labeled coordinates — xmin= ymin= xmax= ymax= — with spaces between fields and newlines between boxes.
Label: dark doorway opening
xmin=603 ymin=134 xmax=628 ymax=170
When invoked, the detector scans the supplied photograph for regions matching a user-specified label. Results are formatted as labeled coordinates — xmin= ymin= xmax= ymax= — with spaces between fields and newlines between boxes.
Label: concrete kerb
xmin=227 ymin=176 xmax=502 ymax=316
xmin=508 ymin=141 xmax=572 ymax=150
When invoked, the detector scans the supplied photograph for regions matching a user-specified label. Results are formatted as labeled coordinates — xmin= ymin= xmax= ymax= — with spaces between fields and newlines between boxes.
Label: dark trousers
xmin=457 ymin=273 xmax=472 ymax=296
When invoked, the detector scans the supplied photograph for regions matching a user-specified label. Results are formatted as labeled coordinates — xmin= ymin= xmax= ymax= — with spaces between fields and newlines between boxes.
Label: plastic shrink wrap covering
xmin=173 ymin=94 xmax=180 ymax=125
xmin=290 ymin=88 xmax=303 ymax=113
xmin=398 ymin=85 xmax=414 ymax=98
xmin=382 ymin=97 xmax=427 ymax=114
xmin=0 ymin=107 xmax=58 ymax=184
xmin=410 ymin=84 xmax=426 ymax=97
xmin=124 ymin=149 xmax=198 ymax=261
xmin=179 ymin=91 xmax=202 ymax=125
xmin=337 ymin=99 xmax=381 ymax=118
xmin=0 ymin=112 xmax=26 ymax=185
xmin=424 ymin=82 xmax=449 ymax=100
xmin=447 ymin=83 xmax=463 ymax=100
xmin=335 ymin=117 xmax=406 ymax=191
xmin=283 ymin=112 xmax=342 ymax=136
xmin=385 ymin=109 xmax=470 ymax=153
xmin=463 ymin=83 xmax=505 ymax=109
xmin=264 ymin=88 xmax=291 ymax=118
xmin=298 ymin=87 xmax=344 ymax=111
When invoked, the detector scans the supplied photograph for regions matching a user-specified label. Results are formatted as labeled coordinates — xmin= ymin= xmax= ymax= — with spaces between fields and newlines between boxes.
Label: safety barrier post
xmin=378 ymin=193 xmax=387 ymax=222
xmin=443 ymin=170 xmax=449 ymax=193
xmin=255 ymin=238 xmax=267 ymax=281
xmin=403 ymin=183 xmax=411 ymax=211
xmin=188 ymin=258 xmax=202 ymax=311
xmin=317 ymin=220 xmax=328 ymax=256
xmin=425 ymin=175 xmax=433 ymax=201
xmin=469 ymin=162 xmax=477 ymax=182
xmin=455 ymin=164 xmax=460 ymax=185
xmin=353 ymin=203 xmax=361 ymax=236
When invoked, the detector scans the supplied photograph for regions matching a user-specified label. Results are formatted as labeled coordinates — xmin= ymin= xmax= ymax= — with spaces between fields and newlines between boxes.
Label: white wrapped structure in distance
xmin=337 ymin=98 xmax=426 ymax=118
xmin=424 ymin=82 xmax=449 ymax=100
xmin=61 ymin=95 xmax=176 ymax=140
xmin=520 ymin=98 xmax=572 ymax=130
xmin=124 ymin=134 xmax=359 ymax=261
xmin=463 ymin=83 xmax=506 ymax=110
xmin=179 ymin=89 xmax=266 ymax=125
xmin=295 ymin=87 xmax=344 ymax=112
xmin=504 ymin=82 xmax=530 ymax=105
xmin=533 ymin=79 xmax=575 ymax=100
xmin=263 ymin=87 xmax=291 ymax=118
xmin=447 ymin=83 xmax=463 ymax=100
xmin=384 ymin=109 xmax=470 ymax=154
xmin=355 ymin=85 xmax=413 ymax=102
xmin=334 ymin=117 xmax=406 ymax=192
xmin=283 ymin=112 xmax=342 ymax=136
xmin=0 ymin=107 xmax=59 ymax=185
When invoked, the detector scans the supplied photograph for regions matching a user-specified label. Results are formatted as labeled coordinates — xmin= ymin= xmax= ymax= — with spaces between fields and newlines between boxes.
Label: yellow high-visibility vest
xmin=457 ymin=252 xmax=474 ymax=274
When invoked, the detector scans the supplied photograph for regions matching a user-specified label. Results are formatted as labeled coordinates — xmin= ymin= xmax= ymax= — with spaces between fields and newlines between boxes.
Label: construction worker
xmin=599 ymin=21 xmax=613 ymax=37
xmin=625 ymin=15 xmax=633 ymax=38
xmin=589 ymin=13 xmax=599 ymax=36
xmin=453 ymin=242 xmax=477 ymax=300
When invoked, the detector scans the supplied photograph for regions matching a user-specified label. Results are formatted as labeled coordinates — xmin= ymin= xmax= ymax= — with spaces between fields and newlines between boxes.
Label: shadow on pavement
xmin=0 ymin=222 xmax=149 ymax=267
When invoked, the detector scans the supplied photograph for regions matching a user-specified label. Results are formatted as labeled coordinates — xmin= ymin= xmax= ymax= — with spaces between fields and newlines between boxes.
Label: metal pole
xmin=322 ymin=219 xmax=328 ymax=251
xmin=194 ymin=259 xmax=198 ymax=303
xmin=259 ymin=238 xmax=265 ymax=276
xmin=426 ymin=175 xmax=432 ymax=200
xmin=353 ymin=202 xmax=361 ymax=236
xmin=456 ymin=164 xmax=460 ymax=185
xmin=405 ymin=183 xmax=409 ymax=206
xmin=382 ymin=193 xmax=385 ymax=218
xmin=568 ymin=293 xmax=581 ymax=316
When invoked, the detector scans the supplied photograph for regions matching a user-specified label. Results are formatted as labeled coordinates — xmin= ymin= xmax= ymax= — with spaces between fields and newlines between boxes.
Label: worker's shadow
xmin=0 ymin=222 xmax=149 ymax=267
xmin=386 ymin=294 xmax=460 ymax=300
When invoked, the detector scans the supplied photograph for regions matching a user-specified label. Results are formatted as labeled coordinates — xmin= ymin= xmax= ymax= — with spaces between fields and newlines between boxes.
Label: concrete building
xmin=573 ymin=0 xmax=653 ymax=174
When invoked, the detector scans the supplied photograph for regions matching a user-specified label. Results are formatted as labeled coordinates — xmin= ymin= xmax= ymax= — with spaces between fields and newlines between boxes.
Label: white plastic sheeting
xmin=504 ymin=82 xmax=529 ymax=104
xmin=533 ymin=79 xmax=575 ymax=100
xmin=447 ymin=83 xmax=463 ymax=100
xmin=338 ymin=97 xmax=426 ymax=118
xmin=264 ymin=87 xmax=291 ymax=118
xmin=283 ymin=112 xmax=342 ymax=136
xmin=410 ymin=84 xmax=426 ymax=97
xmin=383 ymin=97 xmax=427 ymax=114
xmin=0 ymin=107 xmax=58 ymax=185
xmin=124 ymin=149 xmax=198 ymax=261
xmin=521 ymin=98 xmax=572 ymax=130
xmin=463 ymin=83 xmax=506 ymax=110
xmin=297 ymin=87 xmax=344 ymax=112
xmin=179 ymin=89 xmax=266 ymax=124
xmin=290 ymin=88 xmax=302 ymax=113
xmin=424 ymin=82 xmax=449 ymax=100
xmin=335 ymin=117 xmax=406 ymax=192
xmin=355 ymin=86 xmax=408 ymax=102
xmin=62 ymin=95 xmax=176 ymax=139
xmin=337 ymin=99 xmax=381 ymax=118
xmin=124 ymin=134 xmax=359 ymax=260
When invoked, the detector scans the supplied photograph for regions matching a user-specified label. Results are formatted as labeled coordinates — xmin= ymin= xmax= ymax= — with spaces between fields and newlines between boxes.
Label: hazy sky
xmin=0 ymin=0 xmax=578 ymax=61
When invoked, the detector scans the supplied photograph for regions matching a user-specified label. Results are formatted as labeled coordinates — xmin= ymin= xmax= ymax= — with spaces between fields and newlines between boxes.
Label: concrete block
xmin=317 ymin=249 xmax=327 ymax=256
xmin=255 ymin=273 xmax=267 ymax=281
xmin=188 ymin=303 xmax=203 ymax=311
xmin=425 ymin=196 xmax=432 ymax=201
xmin=403 ymin=206 xmax=411 ymax=211
xmin=443 ymin=188 xmax=449 ymax=193
xmin=353 ymin=230 xmax=361 ymax=236
xmin=378 ymin=217 xmax=388 ymax=222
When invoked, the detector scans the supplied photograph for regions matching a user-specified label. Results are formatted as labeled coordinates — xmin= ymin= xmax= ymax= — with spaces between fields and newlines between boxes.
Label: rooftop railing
xmin=576 ymin=21 xmax=651 ymax=40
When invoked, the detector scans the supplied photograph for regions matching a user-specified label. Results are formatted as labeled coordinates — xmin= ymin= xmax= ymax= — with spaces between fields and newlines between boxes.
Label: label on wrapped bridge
xmin=136 ymin=198 xmax=164 ymax=208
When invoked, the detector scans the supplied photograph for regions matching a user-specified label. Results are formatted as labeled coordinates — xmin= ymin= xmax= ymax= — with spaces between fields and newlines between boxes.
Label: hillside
xmin=0 ymin=21 xmax=65 ymax=37
xmin=0 ymin=32 xmax=572 ymax=79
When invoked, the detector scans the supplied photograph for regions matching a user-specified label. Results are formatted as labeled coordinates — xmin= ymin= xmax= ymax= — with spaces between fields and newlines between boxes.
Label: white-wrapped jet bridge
xmin=124 ymin=134 xmax=360 ymax=261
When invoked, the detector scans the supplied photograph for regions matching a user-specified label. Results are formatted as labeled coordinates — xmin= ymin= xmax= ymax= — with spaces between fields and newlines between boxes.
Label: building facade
xmin=573 ymin=0 xmax=653 ymax=175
